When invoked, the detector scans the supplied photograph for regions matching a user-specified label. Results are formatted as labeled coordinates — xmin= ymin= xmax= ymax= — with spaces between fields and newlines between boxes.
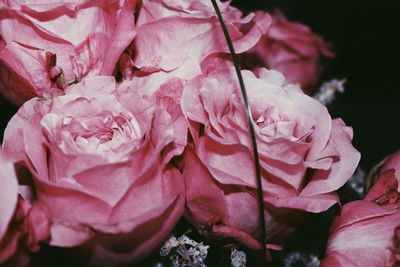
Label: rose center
xmin=42 ymin=111 xmax=142 ymax=155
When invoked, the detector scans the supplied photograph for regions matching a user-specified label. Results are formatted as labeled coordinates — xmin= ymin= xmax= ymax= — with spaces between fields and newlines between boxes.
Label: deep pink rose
xmin=0 ymin=151 xmax=51 ymax=266
xmin=0 ymin=0 xmax=137 ymax=105
xmin=2 ymin=76 xmax=186 ymax=265
xmin=243 ymin=10 xmax=334 ymax=94
xmin=321 ymin=153 xmax=400 ymax=267
xmin=119 ymin=0 xmax=271 ymax=79
xmin=180 ymin=67 xmax=360 ymax=250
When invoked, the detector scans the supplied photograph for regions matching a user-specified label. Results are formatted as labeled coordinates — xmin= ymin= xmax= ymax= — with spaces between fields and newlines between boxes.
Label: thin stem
xmin=209 ymin=0 xmax=268 ymax=264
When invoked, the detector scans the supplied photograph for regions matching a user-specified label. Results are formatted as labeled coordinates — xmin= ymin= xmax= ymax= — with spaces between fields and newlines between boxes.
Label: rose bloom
xmin=2 ymin=76 xmax=186 ymax=265
xmin=242 ymin=10 xmax=334 ymax=95
xmin=0 ymin=150 xmax=51 ymax=266
xmin=0 ymin=0 xmax=137 ymax=105
xmin=117 ymin=0 xmax=271 ymax=80
xmin=322 ymin=151 xmax=400 ymax=267
xmin=180 ymin=67 xmax=360 ymax=252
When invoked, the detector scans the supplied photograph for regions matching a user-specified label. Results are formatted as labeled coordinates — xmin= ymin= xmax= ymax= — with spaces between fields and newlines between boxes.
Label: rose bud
xmin=0 ymin=150 xmax=51 ymax=266
xmin=242 ymin=10 xmax=334 ymax=95
xmin=2 ymin=76 xmax=186 ymax=265
xmin=180 ymin=67 xmax=359 ymax=253
xmin=322 ymin=151 xmax=400 ymax=266
xmin=0 ymin=0 xmax=137 ymax=105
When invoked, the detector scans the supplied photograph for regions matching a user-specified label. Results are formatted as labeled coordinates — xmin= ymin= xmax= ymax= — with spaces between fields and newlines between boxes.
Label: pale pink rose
xmin=117 ymin=71 xmax=188 ymax=165
xmin=180 ymin=67 xmax=360 ymax=251
xmin=243 ymin=10 xmax=334 ymax=95
xmin=0 ymin=0 xmax=137 ymax=105
xmin=2 ymin=76 xmax=186 ymax=265
xmin=321 ymin=157 xmax=400 ymax=267
xmin=0 ymin=151 xmax=51 ymax=266
xmin=119 ymin=0 xmax=271 ymax=79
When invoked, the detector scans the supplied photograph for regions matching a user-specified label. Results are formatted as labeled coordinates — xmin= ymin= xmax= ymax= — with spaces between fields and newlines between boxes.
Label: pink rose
xmin=120 ymin=0 xmax=271 ymax=79
xmin=180 ymin=67 xmax=360 ymax=250
xmin=322 ymin=151 xmax=400 ymax=266
xmin=242 ymin=10 xmax=334 ymax=94
xmin=0 ymin=151 xmax=51 ymax=266
xmin=2 ymin=76 xmax=186 ymax=265
xmin=0 ymin=0 xmax=137 ymax=105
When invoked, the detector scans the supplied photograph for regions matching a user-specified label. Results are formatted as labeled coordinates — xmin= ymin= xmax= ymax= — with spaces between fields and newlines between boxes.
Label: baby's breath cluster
xmin=313 ymin=78 xmax=346 ymax=105
xmin=160 ymin=235 xmax=209 ymax=267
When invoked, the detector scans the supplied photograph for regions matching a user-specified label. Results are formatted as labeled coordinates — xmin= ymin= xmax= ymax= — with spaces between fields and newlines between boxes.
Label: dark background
xmin=1 ymin=0 xmax=399 ymax=170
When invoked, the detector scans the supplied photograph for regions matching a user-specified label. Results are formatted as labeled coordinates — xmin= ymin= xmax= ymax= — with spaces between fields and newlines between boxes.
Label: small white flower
xmin=160 ymin=235 xmax=209 ymax=266
xmin=178 ymin=235 xmax=197 ymax=247
xmin=160 ymin=236 xmax=178 ymax=256
xmin=230 ymin=248 xmax=247 ymax=267
xmin=313 ymin=78 xmax=346 ymax=106
xmin=284 ymin=252 xmax=320 ymax=267
xmin=347 ymin=166 xmax=366 ymax=196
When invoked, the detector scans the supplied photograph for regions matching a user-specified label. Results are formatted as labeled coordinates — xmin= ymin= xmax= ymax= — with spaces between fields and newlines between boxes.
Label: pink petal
xmin=0 ymin=152 xmax=18 ymax=241
xmin=301 ymin=119 xmax=360 ymax=196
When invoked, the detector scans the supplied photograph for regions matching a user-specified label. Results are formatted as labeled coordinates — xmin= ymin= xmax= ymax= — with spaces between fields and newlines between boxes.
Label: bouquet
xmin=0 ymin=0 xmax=398 ymax=266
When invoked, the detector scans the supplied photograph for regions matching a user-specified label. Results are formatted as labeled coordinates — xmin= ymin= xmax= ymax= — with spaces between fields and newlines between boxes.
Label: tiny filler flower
xmin=284 ymin=252 xmax=320 ymax=267
xmin=347 ymin=166 xmax=366 ymax=197
xmin=160 ymin=235 xmax=209 ymax=267
xmin=313 ymin=78 xmax=346 ymax=105
xmin=230 ymin=249 xmax=247 ymax=267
